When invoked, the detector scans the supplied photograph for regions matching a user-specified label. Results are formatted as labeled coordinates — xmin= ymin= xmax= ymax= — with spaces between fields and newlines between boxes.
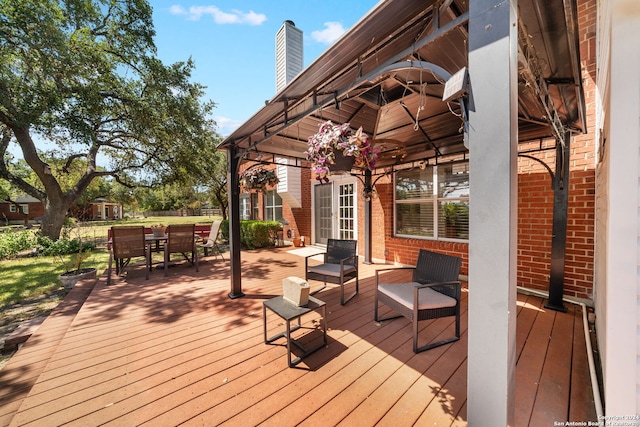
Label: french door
xmin=313 ymin=178 xmax=357 ymax=245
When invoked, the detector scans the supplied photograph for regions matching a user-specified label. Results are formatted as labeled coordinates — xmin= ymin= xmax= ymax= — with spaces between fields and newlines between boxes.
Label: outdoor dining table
xmin=145 ymin=234 xmax=167 ymax=253
xmin=145 ymin=234 xmax=176 ymax=269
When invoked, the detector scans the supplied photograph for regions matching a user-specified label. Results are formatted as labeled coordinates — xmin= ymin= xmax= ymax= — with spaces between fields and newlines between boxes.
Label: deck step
xmin=1 ymin=316 xmax=47 ymax=353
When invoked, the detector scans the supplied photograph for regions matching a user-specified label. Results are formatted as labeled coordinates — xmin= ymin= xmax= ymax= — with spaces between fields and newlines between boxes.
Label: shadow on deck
xmin=0 ymin=247 xmax=597 ymax=426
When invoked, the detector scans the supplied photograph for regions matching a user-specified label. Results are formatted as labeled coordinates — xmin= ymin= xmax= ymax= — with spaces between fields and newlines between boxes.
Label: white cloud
xmin=214 ymin=116 xmax=243 ymax=137
xmin=170 ymin=5 xmax=266 ymax=25
xmin=311 ymin=22 xmax=346 ymax=44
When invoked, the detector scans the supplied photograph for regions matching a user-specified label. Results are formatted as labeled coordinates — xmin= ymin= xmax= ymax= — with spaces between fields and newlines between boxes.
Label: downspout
xmin=517 ymin=286 xmax=603 ymax=418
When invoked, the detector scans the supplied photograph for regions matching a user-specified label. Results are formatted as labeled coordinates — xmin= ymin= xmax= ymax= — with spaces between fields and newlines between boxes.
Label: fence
xmin=143 ymin=208 xmax=223 ymax=217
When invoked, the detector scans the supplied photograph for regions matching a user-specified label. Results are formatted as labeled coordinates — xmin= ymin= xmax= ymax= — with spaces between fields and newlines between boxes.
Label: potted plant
xmin=57 ymin=245 xmax=96 ymax=290
xmin=305 ymin=120 xmax=379 ymax=183
xmin=150 ymin=223 xmax=166 ymax=237
xmin=50 ymin=222 xmax=97 ymax=290
xmin=239 ymin=166 xmax=279 ymax=193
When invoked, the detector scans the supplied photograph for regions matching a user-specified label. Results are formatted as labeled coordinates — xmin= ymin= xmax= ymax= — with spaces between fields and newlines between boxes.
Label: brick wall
xmin=357 ymin=175 xmax=470 ymax=276
xmin=515 ymin=0 xmax=597 ymax=300
xmin=283 ymin=167 xmax=313 ymax=241
xmin=0 ymin=202 xmax=45 ymax=222
xmin=239 ymin=162 xmax=313 ymax=243
xmin=517 ymin=168 xmax=595 ymax=299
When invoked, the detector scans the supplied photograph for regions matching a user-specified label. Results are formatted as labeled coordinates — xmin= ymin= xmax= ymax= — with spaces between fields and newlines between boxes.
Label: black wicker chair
xmin=305 ymin=239 xmax=359 ymax=305
xmin=374 ymin=249 xmax=462 ymax=353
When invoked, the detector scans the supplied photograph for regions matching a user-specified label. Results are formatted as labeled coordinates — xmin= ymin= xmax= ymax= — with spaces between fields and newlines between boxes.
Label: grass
xmin=0 ymin=250 xmax=110 ymax=307
xmin=0 ymin=216 xmax=221 ymax=307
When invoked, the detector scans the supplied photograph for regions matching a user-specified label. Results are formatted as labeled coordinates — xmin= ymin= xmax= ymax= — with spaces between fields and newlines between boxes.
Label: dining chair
xmin=197 ymin=219 xmax=224 ymax=260
xmin=108 ymin=226 xmax=151 ymax=285
xmin=165 ymin=224 xmax=199 ymax=276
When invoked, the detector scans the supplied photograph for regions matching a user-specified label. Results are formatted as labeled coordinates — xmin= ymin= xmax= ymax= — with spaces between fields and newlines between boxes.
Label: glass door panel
xmin=337 ymin=182 xmax=355 ymax=239
xmin=313 ymin=179 xmax=357 ymax=244
xmin=314 ymin=184 xmax=333 ymax=245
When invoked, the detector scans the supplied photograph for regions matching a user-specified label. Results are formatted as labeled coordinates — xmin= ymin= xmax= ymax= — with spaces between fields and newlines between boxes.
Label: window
xmin=264 ymin=190 xmax=283 ymax=221
xmin=20 ymin=204 xmax=29 ymax=214
xmin=395 ymin=162 xmax=469 ymax=240
xmin=240 ymin=194 xmax=250 ymax=220
xmin=251 ymin=193 xmax=259 ymax=219
xmin=9 ymin=205 xmax=16 ymax=213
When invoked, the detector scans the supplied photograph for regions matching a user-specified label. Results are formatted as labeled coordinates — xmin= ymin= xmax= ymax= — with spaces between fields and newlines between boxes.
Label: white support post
xmin=603 ymin=0 xmax=640 ymax=414
xmin=467 ymin=0 xmax=518 ymax=425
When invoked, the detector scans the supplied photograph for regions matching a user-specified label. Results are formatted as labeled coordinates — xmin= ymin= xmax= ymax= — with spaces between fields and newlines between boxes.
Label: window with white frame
xmin=395 ymin=161 xmax=469 ymax=240
xmin=264 ymin=190 xmax=283 ymax=221
xmin=251 ymin=193 xmax=259 ymax=219
xmin=9 ymin=204 xmax=16 ymax=213
xmin=239 ymin=194 xmax=250 ymax=220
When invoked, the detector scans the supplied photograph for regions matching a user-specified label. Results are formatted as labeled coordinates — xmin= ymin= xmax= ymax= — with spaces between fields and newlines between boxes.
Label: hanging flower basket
xmin=305 ymin=120 xmax=379 ymax=183
xmin=239 ymin=166 xmax=279 ymax=193
xmin=329 ymin=150 xmax=355 ymax=173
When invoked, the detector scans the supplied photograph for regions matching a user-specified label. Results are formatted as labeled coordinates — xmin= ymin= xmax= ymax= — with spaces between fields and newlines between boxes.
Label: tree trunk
xmin=9 ymin=125 xmax=91 ymax=240
xmin=215 ymin=192 xmax=228 ymax=220
xmin=39 ymin=197 xmax=70 ymax=240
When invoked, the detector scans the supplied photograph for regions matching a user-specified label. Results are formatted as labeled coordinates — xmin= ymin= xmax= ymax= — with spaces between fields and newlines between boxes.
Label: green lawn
xmin=0 ymin=216 xmax=221 ymax=307
xmin=0 ymin=249 xmax=110 ymax=307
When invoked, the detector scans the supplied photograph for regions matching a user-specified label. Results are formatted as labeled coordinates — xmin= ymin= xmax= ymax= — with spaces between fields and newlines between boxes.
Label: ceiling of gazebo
xmin=219 ymin=0 xmax=585 ymax=170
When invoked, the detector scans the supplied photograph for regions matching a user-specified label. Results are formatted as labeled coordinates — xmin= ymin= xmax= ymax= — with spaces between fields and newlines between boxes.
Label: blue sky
xmin=151 ymin=1 xmax=379 ymax=136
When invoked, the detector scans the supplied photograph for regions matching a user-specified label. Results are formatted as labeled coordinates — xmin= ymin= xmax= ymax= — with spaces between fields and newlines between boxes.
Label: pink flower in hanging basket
xmin=305 ymin=120 xmax=379 ymax=183
xmin=239 ymin=166 xmax=280 ymax=192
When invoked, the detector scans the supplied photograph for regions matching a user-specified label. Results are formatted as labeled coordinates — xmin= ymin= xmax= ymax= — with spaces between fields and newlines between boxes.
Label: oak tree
xmin=0 ymin=0 xmax=218 ymax=239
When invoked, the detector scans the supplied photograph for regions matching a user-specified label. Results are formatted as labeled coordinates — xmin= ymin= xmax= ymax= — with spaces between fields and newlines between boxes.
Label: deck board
xmin=529 ymin=305 xmax=576 ymax=426
xmin=0 ymin=247 xmax=597 ymax=426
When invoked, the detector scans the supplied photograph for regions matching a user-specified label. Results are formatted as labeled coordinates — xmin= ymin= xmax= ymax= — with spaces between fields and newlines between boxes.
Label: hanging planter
xmin=305 ymin=120 xmax=379 ymax=183
xmin=239 ymin=166 xmax=279 ymax=193
xmin=328 ymin=150 xmax=355 ymax=173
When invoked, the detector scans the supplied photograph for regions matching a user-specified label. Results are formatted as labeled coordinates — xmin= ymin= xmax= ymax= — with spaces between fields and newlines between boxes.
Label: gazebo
xmin=219 ymin=0 xmax=585 ymax=424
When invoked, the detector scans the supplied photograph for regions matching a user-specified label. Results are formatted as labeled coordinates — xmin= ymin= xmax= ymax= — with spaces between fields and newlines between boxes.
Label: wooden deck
xmin=0 ymin=247 xmax=597 ymax=426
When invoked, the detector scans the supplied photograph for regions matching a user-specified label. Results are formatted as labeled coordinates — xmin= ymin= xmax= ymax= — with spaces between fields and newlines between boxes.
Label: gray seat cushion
xmin=378 ymin=282 xmax=456 ymax=310
xmin=308 ymin=263 xmax=356 ymax=277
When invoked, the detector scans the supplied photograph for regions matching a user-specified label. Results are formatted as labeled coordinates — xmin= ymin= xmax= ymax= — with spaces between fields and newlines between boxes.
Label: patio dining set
xmin=106 ymin=220 xmax=224 ymax=285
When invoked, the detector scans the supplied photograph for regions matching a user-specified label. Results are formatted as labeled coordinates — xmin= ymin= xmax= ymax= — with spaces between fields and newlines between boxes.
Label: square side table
xmin=263 ymin=295 xmax=327 ymax=367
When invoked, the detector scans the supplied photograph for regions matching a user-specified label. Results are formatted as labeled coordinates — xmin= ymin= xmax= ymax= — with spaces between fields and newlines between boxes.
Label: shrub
xmin=0 ymin=229 xmax=38 ymax=259
xmin=219 ymin=219 xmax=281 ymax=249
xmin=36 ymin=235 xmax=95 ymax=257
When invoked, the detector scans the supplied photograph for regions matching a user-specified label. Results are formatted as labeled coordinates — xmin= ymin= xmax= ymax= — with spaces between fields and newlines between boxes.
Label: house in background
xmin=69 ymin=198 xmax=123 ymax=221
xmin=1 ymin=196 xmax=123 ymax=224
xmin=222 ymin=0 xmax=640 ymax=422
xmin=0 ymin=195 xmax=44 ymax=225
